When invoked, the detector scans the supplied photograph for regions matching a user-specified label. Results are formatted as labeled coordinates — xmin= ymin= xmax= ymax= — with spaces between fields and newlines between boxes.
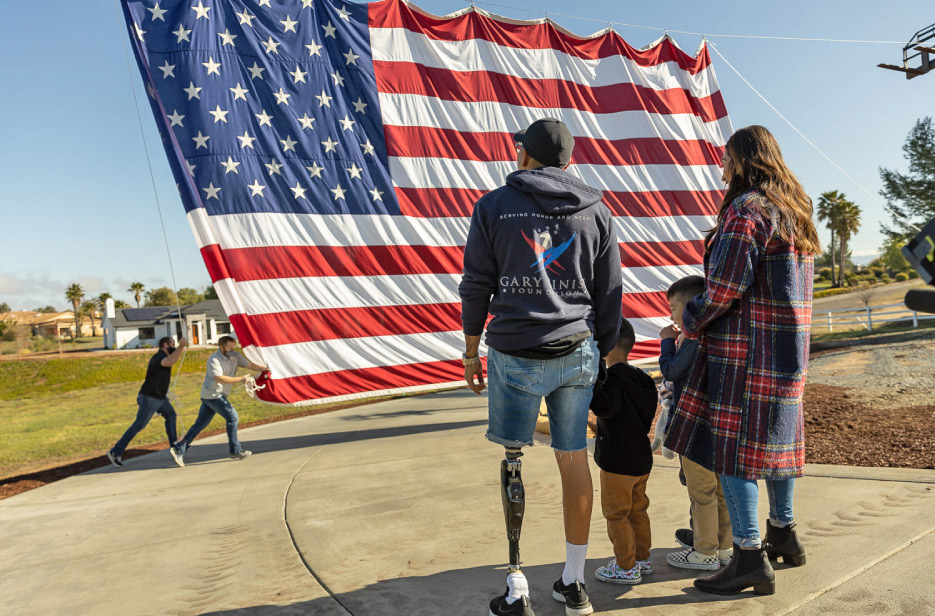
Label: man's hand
xmin=178 ymin=337 xmax=189 ymax=348
xmin=660 ymin=324 xmax=679 ymax=339
xmin=464 ymin=361 xmax=485 ymax=395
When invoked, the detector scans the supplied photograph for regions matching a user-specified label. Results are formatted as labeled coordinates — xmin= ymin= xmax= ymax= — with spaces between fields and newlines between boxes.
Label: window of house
xmin=139 ymin=327 xmax=156 ymax=340
xmin=216 ymin=322 xmax=232 ymax=335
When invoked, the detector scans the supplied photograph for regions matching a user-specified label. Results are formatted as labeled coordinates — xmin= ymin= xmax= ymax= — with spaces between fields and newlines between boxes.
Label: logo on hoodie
xmin=522 ymin=229 xmax=576 ymax=274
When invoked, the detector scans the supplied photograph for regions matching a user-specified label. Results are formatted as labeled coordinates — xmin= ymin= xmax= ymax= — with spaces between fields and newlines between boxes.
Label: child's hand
xmin=660 ymin=324 xmax=679 ymax=339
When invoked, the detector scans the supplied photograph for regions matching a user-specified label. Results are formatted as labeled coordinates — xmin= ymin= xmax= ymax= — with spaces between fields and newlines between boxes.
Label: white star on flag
xmin=218 ymin=29 xmax=237 ymax=46
xmin=339 ymin=115 xmax=355 ymax=131
xmin=352 ymin=98 xmax=368 ymax=114
xmin=230 ymin=83 xmax=248 ymax=101
xmin=183 ymin=81 xmax=201 ymax=100
xmin=316 ymin=90 xmax=333 ymax=107
xmin=158 ymin=61 xmax=175 ymax=79
xmin=281 ymin=135 xmax=298 ymax=152
xmin=247 ymin=179 xmax=266 ymax=196
xmin=346 ymin=163 xmax=363 ymax=179
xmin=191 ymin=1 xmax=211 ymax=20
xmin=134 ymin=22 xmax=146 ymax=41
xmin=221 ymin=156 xmax=241 ymax=174
xmin=202 ymin=182 xmax=221 ymax=199
xmin=185 ymin=160 xmax=196 ymax=176
xmin=192 ymin=131 xmax=210 ymax=148
xmin=331 ymin=184 xmax=347 ymax=200
xmin=291 ymin=182 xmax=307 ymax=199
xmin=274 ymin=88 xmax=291 ymax=105
xmin=247 ymin=62 xmax=265 ymax=80
xmin=344 ymin=49 xmax=360 ymax=65
xmin=281 ymin=15 xmax=299 ymax=33
xmin=298 ymin=114 xmax=316 ymax=130
xmin=259 ymin=0 xmax=271 ymax=6
xmin=166 ymin=110 xmax=184 ymax=127
xmin=300 ymin=0 xmax=314 ymax=8
xmin=369 ymin=187 xmax=384 ymax=201
xmin=322 ymin=21 xmax=336 ymax=38
xmin=202 ymin=57 xmax=222 ymax=76
xmin=361 ymin=140 xmax=375 ymax=156
xmin=306 ymin=162 xmax=324 ymax=178
xmin=290 ymin=66 xmax=308 ymax=83
xmin=148 ymin=3 xmax=167 ymax=21
xmin=263 ymin=36 xmax=281 ymax=54
xmin=337 ymin=6 xmax=351 ymax=21
xmin=266 ymin=160 xmax=284 ymax=175
xmin=331 ymin=71 xmax=345 ymax=87
xmin=255 ymin=109 xmax=273 ymax=126
xmin=172 ymin=24 xmax=191 ymax=43
xmin=236 ymin=8 xmax=255 ymax=27
xmin=306 ymin=40 xmax=323 ymax=56
xmin=237 ymin=131 xmax=256 ymax=148
xmin=209 ymin=105 xmax=230 ymax=123
xmin=322 ymin=137 xmax=338 ymax=153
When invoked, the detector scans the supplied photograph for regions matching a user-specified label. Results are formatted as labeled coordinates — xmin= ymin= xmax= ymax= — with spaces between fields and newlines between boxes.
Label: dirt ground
xmin=803 ymin=337 xmax=935 ymax=469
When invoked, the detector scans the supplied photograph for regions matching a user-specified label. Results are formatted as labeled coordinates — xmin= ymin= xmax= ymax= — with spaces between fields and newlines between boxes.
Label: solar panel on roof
xmin=121 ymin=307 xmax=170 ymax=322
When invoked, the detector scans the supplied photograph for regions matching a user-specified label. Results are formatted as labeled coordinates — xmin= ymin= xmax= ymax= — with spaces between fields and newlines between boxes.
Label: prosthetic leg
xmin=501 ymin=448 xmax=526 ymax=570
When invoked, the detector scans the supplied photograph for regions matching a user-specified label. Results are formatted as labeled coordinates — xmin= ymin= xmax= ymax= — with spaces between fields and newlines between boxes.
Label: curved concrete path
xmin=0 ymin=389 xmax=933 ymax=615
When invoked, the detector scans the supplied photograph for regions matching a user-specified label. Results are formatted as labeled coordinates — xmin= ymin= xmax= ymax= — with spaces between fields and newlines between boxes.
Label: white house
xmin=102 ymin=300 xmax=233 ymax=350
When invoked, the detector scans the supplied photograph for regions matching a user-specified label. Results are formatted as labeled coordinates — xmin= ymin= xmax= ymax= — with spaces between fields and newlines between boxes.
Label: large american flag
xmin=121 ymin=0 xmax=731 ymax=405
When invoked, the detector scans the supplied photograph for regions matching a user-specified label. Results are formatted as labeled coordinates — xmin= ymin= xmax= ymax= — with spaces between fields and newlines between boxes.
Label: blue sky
xmin=1 ymin=0 xmax=932 ymax=310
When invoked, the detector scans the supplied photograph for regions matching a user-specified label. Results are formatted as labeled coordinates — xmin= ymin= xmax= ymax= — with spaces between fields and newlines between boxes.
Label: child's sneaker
xmin=718 ymin=547 xmax=733 ymax=565
xmin=666 ymin=548 xmax=719 ymax=570
xmin=106 ymin=449 xmax=123 ymax=468
xmin=637 ymin=558 xmax=653 ymax=575
xmin=594 ymin=560 xmax=641 ymax=584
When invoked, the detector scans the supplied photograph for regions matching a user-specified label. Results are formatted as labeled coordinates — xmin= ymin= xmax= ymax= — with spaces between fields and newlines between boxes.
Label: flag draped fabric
xmin=121 ymin=0 xmax=731 ymax=405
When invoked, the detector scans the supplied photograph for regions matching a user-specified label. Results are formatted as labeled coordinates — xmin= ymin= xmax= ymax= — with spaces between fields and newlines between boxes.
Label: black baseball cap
xmin=513 ymin=118 xmax=575 ymax=167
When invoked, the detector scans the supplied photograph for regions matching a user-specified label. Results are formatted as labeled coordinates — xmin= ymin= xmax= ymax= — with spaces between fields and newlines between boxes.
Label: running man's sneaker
xmin=488 ymin=588 xmax=534 ymax=616
xmin=106 ymin=449 xmax=123 ymax=468
xmin=675 ymin=528 xmax=694 ymax=550
xmin=229 ymin=450 xmax=252 ymax=460
xmin=666 ymin=548 xmax=720 ymax=570
xmin=594 ymin=560 xmax=641 ymax=585
xmin=552 ymin=579 xmax=594 ymax=615
xmin=637 ymin=558 xmax=653 ymax=575
xmin=169 ymin=447 xmax=185 ymax=468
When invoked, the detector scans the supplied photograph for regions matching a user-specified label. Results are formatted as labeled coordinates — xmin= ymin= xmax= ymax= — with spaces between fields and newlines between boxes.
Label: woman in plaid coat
xmin=664 ymin=125 xmax=819 ymax=596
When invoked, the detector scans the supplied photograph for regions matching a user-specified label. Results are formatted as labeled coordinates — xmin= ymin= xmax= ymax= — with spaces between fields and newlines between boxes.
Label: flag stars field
xmin=230 ymin=83 xmax=248 ymax=101
xmin=172 ymin=24 xmax=191 ymax=43
xmin=266 ymin=160 xmax=284 ymax=176
xmin=147 ymin=3 xmax=167 ymax=21
xmin=191 ymin=1 xmax=210 ymax=20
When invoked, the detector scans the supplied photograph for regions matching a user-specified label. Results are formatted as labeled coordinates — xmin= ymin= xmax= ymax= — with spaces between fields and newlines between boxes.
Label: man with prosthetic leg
xmin=460 ymin=118 xmax=623 ymax=616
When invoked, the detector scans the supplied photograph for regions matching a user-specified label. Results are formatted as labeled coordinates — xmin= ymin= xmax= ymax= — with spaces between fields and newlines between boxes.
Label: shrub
xmin=869 ymin=266 xmax=883 ymax=278
xmin=895 ymin=272 xmax=909 ymax=282
xmin=880 ymin=275 xmax=891 ymax=284
xmin=818 ymin=267 xmax=832 ymax=280
xmin=28 ymin=336 xmax=58 ymax=353
xmin=907 ymin=269 xmax=920 ymax=279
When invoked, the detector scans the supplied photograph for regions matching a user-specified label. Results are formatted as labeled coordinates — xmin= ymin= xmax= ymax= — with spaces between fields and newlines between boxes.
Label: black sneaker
xmin=675 ymin=527 xmax=694 ymax=550
xmin=489 ymin=588 xmax=534 ymax=616
xmin=106 ymin=449 xmax=123 ymax=467
xmin=551 ymin=579 xmax=593 ymax=616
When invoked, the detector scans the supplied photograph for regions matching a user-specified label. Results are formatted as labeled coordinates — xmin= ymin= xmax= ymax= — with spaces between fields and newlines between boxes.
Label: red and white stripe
xmin=195 ymin=0 xmax=729 ymax=405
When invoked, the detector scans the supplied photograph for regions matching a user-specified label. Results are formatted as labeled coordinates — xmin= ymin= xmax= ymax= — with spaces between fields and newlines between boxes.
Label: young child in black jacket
xmin=590 ymin=318 xmax=659 ymax=585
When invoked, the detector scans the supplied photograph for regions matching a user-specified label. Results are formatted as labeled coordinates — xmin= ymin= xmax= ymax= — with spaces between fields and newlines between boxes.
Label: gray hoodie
xmin=459 ymin=167 xmax=623 ymax=356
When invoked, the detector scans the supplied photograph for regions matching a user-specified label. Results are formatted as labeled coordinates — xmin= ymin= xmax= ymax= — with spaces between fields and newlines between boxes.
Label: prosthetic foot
xmin=501 ymin=448 xmax=526 ymax=570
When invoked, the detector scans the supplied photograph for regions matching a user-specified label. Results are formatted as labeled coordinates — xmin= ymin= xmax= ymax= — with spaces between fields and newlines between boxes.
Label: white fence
xmin=822 ymin=302 xmax=935 ymax=332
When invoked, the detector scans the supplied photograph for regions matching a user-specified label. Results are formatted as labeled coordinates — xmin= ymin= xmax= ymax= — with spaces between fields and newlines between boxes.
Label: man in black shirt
xmin=107 ymin=336 xmax=188 ymax=467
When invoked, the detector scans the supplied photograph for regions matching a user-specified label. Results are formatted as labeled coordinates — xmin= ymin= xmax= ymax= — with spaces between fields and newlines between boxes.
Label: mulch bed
xmin=804 ymin=383 xmax=935 ymax=469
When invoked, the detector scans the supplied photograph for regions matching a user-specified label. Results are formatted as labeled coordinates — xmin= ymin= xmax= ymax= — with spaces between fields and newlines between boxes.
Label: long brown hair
xmin=707 ymin=125 xmax=821 ymax=255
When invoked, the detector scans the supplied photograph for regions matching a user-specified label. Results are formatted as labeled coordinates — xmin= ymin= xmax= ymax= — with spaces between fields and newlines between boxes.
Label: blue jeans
xmin=485 ymin=336 xmax=598 ymax=452
xmin=112 ymin=394 xmax=178 ymax=457
xmin=719 ymin=475 xmax=796 ymax=548
xmin=175 ymin=396 xmax=243 ymax=456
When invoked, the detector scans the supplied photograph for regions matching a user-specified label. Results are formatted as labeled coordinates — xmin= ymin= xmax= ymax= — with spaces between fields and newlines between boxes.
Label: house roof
xmin=108 ymin=300 xmax=229 ymax=329
xmin=1 ymin=311 xmax=76 ymax=326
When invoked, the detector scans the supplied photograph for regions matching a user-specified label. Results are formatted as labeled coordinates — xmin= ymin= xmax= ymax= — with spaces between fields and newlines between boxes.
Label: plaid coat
xmin=663 ymin=189 xmax=813 ymax=480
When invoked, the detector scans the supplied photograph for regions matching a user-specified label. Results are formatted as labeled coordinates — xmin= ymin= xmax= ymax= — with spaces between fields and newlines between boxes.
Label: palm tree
xmin=65 ymin=284 xmax=84 ymax=339
xmin=128 ymin=282 xmax=145 ymax=308
xmin=816 ymin=191 xmax=844 ymax=286
xmin=97 ymin=293 xmax=112 ymax=318
xmin=114 ymin=300 xmax=130 ymax=309
xmin=80 ymin=301 xmax=99 ymax=336
xmin=835 ymin=199 xmax=862 ymax=285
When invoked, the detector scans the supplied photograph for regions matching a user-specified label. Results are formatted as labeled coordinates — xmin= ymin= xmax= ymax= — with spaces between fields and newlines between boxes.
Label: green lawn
xmin=0 ymin=351 xmax=394 ymax=479
xmin=810 ymin=317 xmax=935 ymax=343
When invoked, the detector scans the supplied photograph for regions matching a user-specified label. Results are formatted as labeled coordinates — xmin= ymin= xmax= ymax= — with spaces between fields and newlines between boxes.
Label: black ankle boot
xmin=694 ymin=543 xmax=775 ymax=596
xmin=764 ymin=519 xmax=806 ymax=567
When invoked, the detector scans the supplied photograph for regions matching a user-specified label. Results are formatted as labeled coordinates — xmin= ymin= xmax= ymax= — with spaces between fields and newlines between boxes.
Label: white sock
xmin=505 ymin=571 xmax=529 ymax=604
xmin=561 ymin=541 xmax=588 ymax=585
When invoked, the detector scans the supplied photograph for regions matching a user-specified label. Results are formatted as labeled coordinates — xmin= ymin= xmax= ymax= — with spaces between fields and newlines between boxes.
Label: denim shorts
xmin=485 ymin=336 xmax=599 ymax=452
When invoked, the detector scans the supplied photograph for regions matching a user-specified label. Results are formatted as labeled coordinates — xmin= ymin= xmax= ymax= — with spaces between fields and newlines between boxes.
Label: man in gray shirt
xmin=170 ymin=336 xmax=267 ymax=466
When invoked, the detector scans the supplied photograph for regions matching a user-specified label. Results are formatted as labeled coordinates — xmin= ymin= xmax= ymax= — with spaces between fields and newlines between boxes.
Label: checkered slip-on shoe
xmin=666 ymin=548 xmax=720 ymax=571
